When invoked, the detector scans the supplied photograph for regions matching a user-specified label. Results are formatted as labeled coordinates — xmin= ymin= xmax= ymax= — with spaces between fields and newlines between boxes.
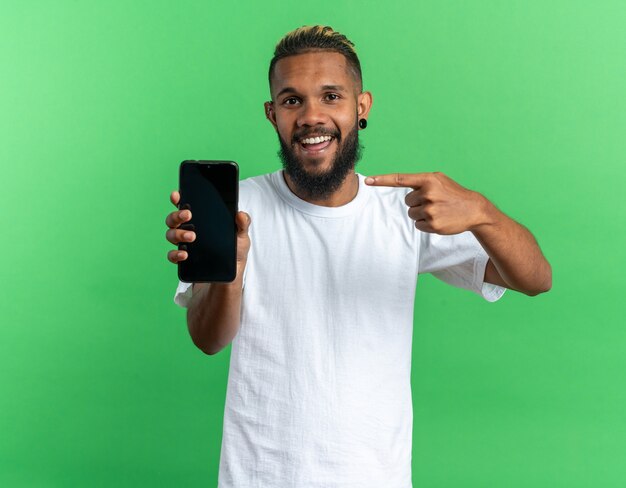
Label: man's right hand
xmin=165 ymin=190 xmax=252 ymax=279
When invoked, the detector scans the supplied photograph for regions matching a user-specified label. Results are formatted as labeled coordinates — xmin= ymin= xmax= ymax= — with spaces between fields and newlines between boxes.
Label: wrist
xmin=235 ymin=259 xmax=247 ymax=282
xmin=469 ymin=192 xmax=500 ymax=233
xmin=195 ymin=261 xmax=245 ymax=295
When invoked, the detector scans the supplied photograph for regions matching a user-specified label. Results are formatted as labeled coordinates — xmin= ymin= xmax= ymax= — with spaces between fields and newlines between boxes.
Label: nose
xmin=296 ymin=100 xmax=329 ymax=127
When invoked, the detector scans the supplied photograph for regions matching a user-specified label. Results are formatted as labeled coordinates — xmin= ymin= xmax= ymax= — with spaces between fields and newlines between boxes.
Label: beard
xmin=277 ymin=122 xmax=363 ymax=200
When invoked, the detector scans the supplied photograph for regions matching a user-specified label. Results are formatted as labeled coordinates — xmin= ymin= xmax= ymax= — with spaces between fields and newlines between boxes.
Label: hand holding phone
xmin=164 ymin=161 xmax=251 ymax=283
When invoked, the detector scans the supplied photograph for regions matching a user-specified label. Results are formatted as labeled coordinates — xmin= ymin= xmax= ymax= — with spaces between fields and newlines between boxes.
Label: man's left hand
xmin=364 ymin=172 xmax=487 ymax=235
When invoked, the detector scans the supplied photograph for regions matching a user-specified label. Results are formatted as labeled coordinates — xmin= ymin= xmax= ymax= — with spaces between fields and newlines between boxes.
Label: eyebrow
xmin=275 ymin=84 xmax=347 ymax=98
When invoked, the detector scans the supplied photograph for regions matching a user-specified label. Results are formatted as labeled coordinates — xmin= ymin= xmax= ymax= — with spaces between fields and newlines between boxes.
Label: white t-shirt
xmin=174 ymin=170 xmax=505 ymax=488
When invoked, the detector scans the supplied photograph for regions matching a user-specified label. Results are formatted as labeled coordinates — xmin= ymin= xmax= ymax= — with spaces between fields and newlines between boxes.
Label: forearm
xmin=471 ymin=195 xmax=552 ymax=295
xmin=186 ymin=270 xmax=245 ymax=355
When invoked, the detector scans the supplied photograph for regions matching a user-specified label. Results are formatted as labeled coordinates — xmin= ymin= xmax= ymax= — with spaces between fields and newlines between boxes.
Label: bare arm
xmin=187 ymin=274 xmax=245 ymax=355
xmin=166 ymin=191 xmax=251 ymax=355
xmin=472 ymin=197 xmax=551 ymax=295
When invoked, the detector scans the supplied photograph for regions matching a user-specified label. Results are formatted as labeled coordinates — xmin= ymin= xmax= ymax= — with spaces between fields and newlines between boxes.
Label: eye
xmin=283 ymin=97 xmax=300 ymax=106
xmin=325 ymin=93 xmax=340 ymax=101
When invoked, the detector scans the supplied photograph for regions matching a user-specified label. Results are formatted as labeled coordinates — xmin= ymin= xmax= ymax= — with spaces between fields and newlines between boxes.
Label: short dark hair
xmin=268 ymin=25 xmax=363 ymax=92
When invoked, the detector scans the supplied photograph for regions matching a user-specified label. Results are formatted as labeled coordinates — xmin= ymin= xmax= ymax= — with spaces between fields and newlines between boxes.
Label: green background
xmin=1 ymin=0 xmax=624 ymax=486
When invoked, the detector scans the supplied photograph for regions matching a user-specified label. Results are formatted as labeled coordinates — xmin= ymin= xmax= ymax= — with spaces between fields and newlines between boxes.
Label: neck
xmin=282 ymin=170 xmax=359 ymax=207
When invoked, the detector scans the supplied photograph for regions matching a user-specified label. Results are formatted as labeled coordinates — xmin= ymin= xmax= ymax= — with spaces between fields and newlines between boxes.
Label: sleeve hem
xmin=174 ymin=281 xmax=193 ymax=308
xmin=473 ymin=252 xmax=506 ymax=302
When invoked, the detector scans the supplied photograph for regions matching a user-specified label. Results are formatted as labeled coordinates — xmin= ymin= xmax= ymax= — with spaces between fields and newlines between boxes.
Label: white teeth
xmin=301 ymin=135 xmax=332 ymax=145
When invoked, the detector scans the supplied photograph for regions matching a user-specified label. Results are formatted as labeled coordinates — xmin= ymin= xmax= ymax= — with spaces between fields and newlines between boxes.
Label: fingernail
xmin=184 ymin=232 xmax=194 ymax=240
xmin=365 ymin=177 xmax=374 ymax=184
xmin=180 ymin=210 xmax=188 ymax=220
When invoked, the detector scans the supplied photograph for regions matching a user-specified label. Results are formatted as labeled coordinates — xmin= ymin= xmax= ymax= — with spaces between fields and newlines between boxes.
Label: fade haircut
xmin=268 ymin=25 xmax=363 ymax=93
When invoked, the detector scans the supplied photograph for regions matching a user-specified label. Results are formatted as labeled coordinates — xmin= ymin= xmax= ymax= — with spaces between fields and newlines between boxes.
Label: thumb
xmin=236 ymin=211 xmax=251 ymax=236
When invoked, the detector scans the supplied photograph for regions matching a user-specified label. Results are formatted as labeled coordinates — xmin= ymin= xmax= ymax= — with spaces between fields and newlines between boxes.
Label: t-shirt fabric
xmin=174 ymin=170 xmax=505 ymax=488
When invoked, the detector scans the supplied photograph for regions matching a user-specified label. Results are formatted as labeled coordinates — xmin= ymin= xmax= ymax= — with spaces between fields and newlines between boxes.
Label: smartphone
xmin=177 ymin=160 xmax=238 ymax=283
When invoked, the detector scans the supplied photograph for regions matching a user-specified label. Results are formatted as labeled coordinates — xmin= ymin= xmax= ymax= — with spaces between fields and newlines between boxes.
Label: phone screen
xmin=177 ymin=161 xmax=238 ymax=283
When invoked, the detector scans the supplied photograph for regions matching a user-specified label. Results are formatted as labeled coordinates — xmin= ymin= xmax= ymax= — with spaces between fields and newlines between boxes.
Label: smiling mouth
xmin=297 ymin=135 xmax=335 ymax=153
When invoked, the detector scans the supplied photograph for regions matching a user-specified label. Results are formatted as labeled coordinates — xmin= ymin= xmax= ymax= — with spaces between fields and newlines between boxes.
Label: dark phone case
xmin=177 ymin=160 xmax=239 ymax=283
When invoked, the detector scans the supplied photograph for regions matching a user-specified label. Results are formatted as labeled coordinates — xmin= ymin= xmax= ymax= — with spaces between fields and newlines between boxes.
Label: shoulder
xmin=357 ymin=173 xmax=418 ymax=239
xmin=240 ymin=172 xmax=276 ymax=196
xmin=239 ymin=171 xmax=280 ymax=212
xmin=359 ymin=173 xmax=412 ymax=212
xmin=240 ymin=172 xmax=273 ymax=193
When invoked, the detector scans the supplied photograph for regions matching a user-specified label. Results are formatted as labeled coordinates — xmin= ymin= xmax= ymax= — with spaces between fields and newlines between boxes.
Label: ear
xmin=357 ymin=91 xmax=373 ymax=127
xmin=264 ymin=101 xmax=278 ymax=130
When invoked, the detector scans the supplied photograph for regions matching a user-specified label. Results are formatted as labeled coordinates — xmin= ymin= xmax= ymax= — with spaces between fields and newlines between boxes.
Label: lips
xmin=295 ymin=133 xmax=337 ymax=155
xmin=300 ymin=138 xmax=333 ymax=152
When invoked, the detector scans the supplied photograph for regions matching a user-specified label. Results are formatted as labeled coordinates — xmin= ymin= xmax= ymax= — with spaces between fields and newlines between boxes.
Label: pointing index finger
xmin=364 ymin=173 xmax=429 ymax=188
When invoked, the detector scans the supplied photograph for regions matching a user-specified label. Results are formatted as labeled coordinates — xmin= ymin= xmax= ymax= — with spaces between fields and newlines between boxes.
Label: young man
xmin=165 ymin=26 xmax=551 ymax=488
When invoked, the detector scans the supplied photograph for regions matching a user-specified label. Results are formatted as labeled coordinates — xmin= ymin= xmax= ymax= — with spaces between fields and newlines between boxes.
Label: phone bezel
xmin=177 ymin=160 xmax=239 ymax=283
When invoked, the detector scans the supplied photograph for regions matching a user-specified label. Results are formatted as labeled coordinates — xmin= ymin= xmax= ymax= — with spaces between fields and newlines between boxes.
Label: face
xmin=266 ymin=51 xmax=372 ymax=199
